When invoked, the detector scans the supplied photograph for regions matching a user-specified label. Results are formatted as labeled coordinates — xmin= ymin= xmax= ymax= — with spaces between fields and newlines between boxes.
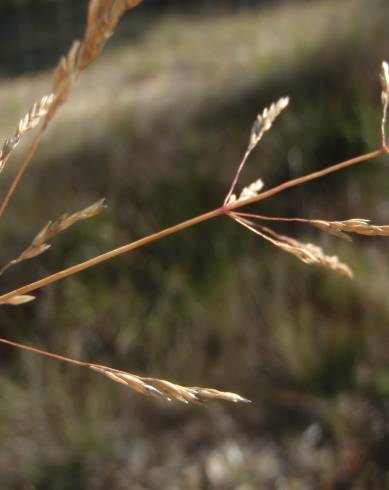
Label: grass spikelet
xmin=0 ymin=295 xmax=35 ymax=306
xmin=89 ymin=365 xmax=251 ymax=404
xmin=232 ymin=215 xmax=353 ymax=279
xmin=249 ymin=97 xmax=289 ymax=149
xmin=0 ymin=94 xmax=54 ymax=174
xmin=80 ymin=0 xmax=143 ymax=69
xmin=0 ymin=198 xmax=106 ymax=277
xmin=0 ymin=337 xmax=250 ymax=405
xmin=380 ymin=60 xmax=389 ymax=147
xmin=227 ymin=178 xmax=264 ymax=204
xmin=224 ymin=97 xmax=289 ymax=205
xmin=312 ymin=218 xmax=389 ymax=238
xmin=232 ymin=213 xmax=389 ymax=241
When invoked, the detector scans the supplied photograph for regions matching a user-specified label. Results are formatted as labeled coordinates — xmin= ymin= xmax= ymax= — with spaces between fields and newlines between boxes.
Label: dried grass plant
xmin=0 ymin=0 xmax=388 ymax=405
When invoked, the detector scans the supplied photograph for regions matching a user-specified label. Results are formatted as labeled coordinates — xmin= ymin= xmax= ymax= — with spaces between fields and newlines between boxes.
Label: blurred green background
xmin=1 ymin=0 xmax=389 ymax=488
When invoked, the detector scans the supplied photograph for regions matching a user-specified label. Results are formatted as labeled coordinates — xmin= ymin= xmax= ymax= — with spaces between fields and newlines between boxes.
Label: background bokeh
xmin=1 ymin=0 xmax=389 ymax=488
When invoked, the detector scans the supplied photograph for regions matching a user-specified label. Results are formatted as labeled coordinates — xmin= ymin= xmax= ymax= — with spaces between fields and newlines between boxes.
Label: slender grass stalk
xmin=0 ymin=207 xmax=224 ymax=303
xmin=0 ymin=146 xmax=387 ymax=304
xmin=0 ymin=127 xmax=46 ymax=217
xmin=228 ymin=147 xmax=388 ymax=209
xmin=0 ymin=337 xmax=87 ymax=366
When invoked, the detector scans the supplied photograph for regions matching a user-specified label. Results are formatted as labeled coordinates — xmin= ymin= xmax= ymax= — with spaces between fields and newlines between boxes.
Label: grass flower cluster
xmin=0 ymin=0 xmax=388 ymax=407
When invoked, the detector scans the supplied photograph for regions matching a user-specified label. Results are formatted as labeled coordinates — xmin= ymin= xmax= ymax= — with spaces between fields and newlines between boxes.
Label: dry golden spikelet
xmin=239 ymin=178 xmax=264 ymax=200
xmin=250 ymin=97 xmax=289 ymax=148
xmin=0 ymin=295 xmax=36 ymax=306
xmin=380 ymin=61 xmax=389 ymax=103
xmin=79 ymin=0 xmax=143 ymax=70
xmin=88 ymin=365 xmax=163 ymax=398
xmin=282 ymin=241 xmax=353 ymax=278
xmin=86 ymin=0 xmax=100 ymax=30
xmin=224 ymin=95 xmax=289 ymax=206
xmin=226 ymin=178 xmax=264 ymax=204
xmin=89 ymin=364 xmax=250 ymax=404
xmin=52 ymin=41 xmax=80 ymax=93
xmin=0 ymin=198 xmax=106 ymax=277
xmin=142 ymin=378 xmax=199 ymax=403
xmin=33 ymin=198 xmax=107 ymax=243
xmin=224 ymin=97 xmax=288 ymax=205
xmin=255 ymin=223 xmax=353 ymax=278
xmin=232 ymin=214 xmax=389 ymax=241
xmin=47 ymin=41 xmax=81 ymax=123
xmin=0 ymin=94 xmax=54 ymax=174
xmin=265 ymin=228 xmax=353 ymax=278
xmin=312 ymin=218 xmax=389 ymax=239
xmin=380 ymin=61 xmax=389 ymax=146
xmin=233 ymin=216 xmax=353 ymax=279
xmin=309 ymin=220 xmax=352 ymax=242
xmin=189 ymin=387 xmax=250 ymax=404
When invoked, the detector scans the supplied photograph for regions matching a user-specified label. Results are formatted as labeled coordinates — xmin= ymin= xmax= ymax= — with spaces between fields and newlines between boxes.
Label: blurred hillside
xmin=1 ymin=0 xmax=389 ymax=488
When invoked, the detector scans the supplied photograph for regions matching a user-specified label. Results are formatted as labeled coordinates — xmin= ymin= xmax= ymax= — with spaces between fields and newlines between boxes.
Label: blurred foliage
xmin=1 ymin=0 xmax=389 ymax=488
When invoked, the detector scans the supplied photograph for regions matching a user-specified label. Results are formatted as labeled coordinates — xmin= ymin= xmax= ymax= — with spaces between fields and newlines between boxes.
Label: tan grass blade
xmin=0 ymin=198 xmax=106 ymax=276
xmin=224 ymin=97 xmax=289 ymax=205
xmin=232 ymin=215 xmax=353 ymax=279
xmin=89 ymin=365 xmax=251 ymax=404
xmin=0 ymin=94 xmax=54 ymax=174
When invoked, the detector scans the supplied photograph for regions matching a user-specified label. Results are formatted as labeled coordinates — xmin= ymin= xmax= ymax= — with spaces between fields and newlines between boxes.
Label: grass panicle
xmin=231 ymin=215 xmax=353 ymax=279
xmin=0 ymin=337 xmax=250 ymax=404
xmin=0 ymin=94 xmax=54 ymax=174
xmin=0 ymin=1 xmax=388 ymax=405
xmin=90 ymin=365 xmax=251 ymax=404
xmin=0 ymin=198 xmax=106 ymax=278
xmin=224 ymin=97 xmax=289 ymax=205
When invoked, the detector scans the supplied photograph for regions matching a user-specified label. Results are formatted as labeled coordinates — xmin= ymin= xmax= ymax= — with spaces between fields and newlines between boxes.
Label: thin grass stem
xmin=0 ymin=126 xmax=46 ymax=217
xmin=0 ymin=147 xmax=387 ymax=303
xmin=224 ymin=147 xmax=388 ymax=211
xmin=0 ymin=337 xmax=87 ymax=367
xmin=0 ymin=207 xmax=224 ymax=302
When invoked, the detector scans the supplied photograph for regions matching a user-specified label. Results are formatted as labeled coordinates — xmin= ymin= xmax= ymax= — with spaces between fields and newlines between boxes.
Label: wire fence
xmin=0 ymin=0 xmax=282 ymax=76
xmin=0 ymin=1 xmax=86 ymax=76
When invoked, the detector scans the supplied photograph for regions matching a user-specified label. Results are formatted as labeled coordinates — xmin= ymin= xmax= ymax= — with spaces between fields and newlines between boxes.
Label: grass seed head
xmin=0 ymin=94 xmax=54 ymax=174
xmin=250 ymin=96 xmax=289 ymax=148
xmin=89 ymin=364 xmax=250 ymax=404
